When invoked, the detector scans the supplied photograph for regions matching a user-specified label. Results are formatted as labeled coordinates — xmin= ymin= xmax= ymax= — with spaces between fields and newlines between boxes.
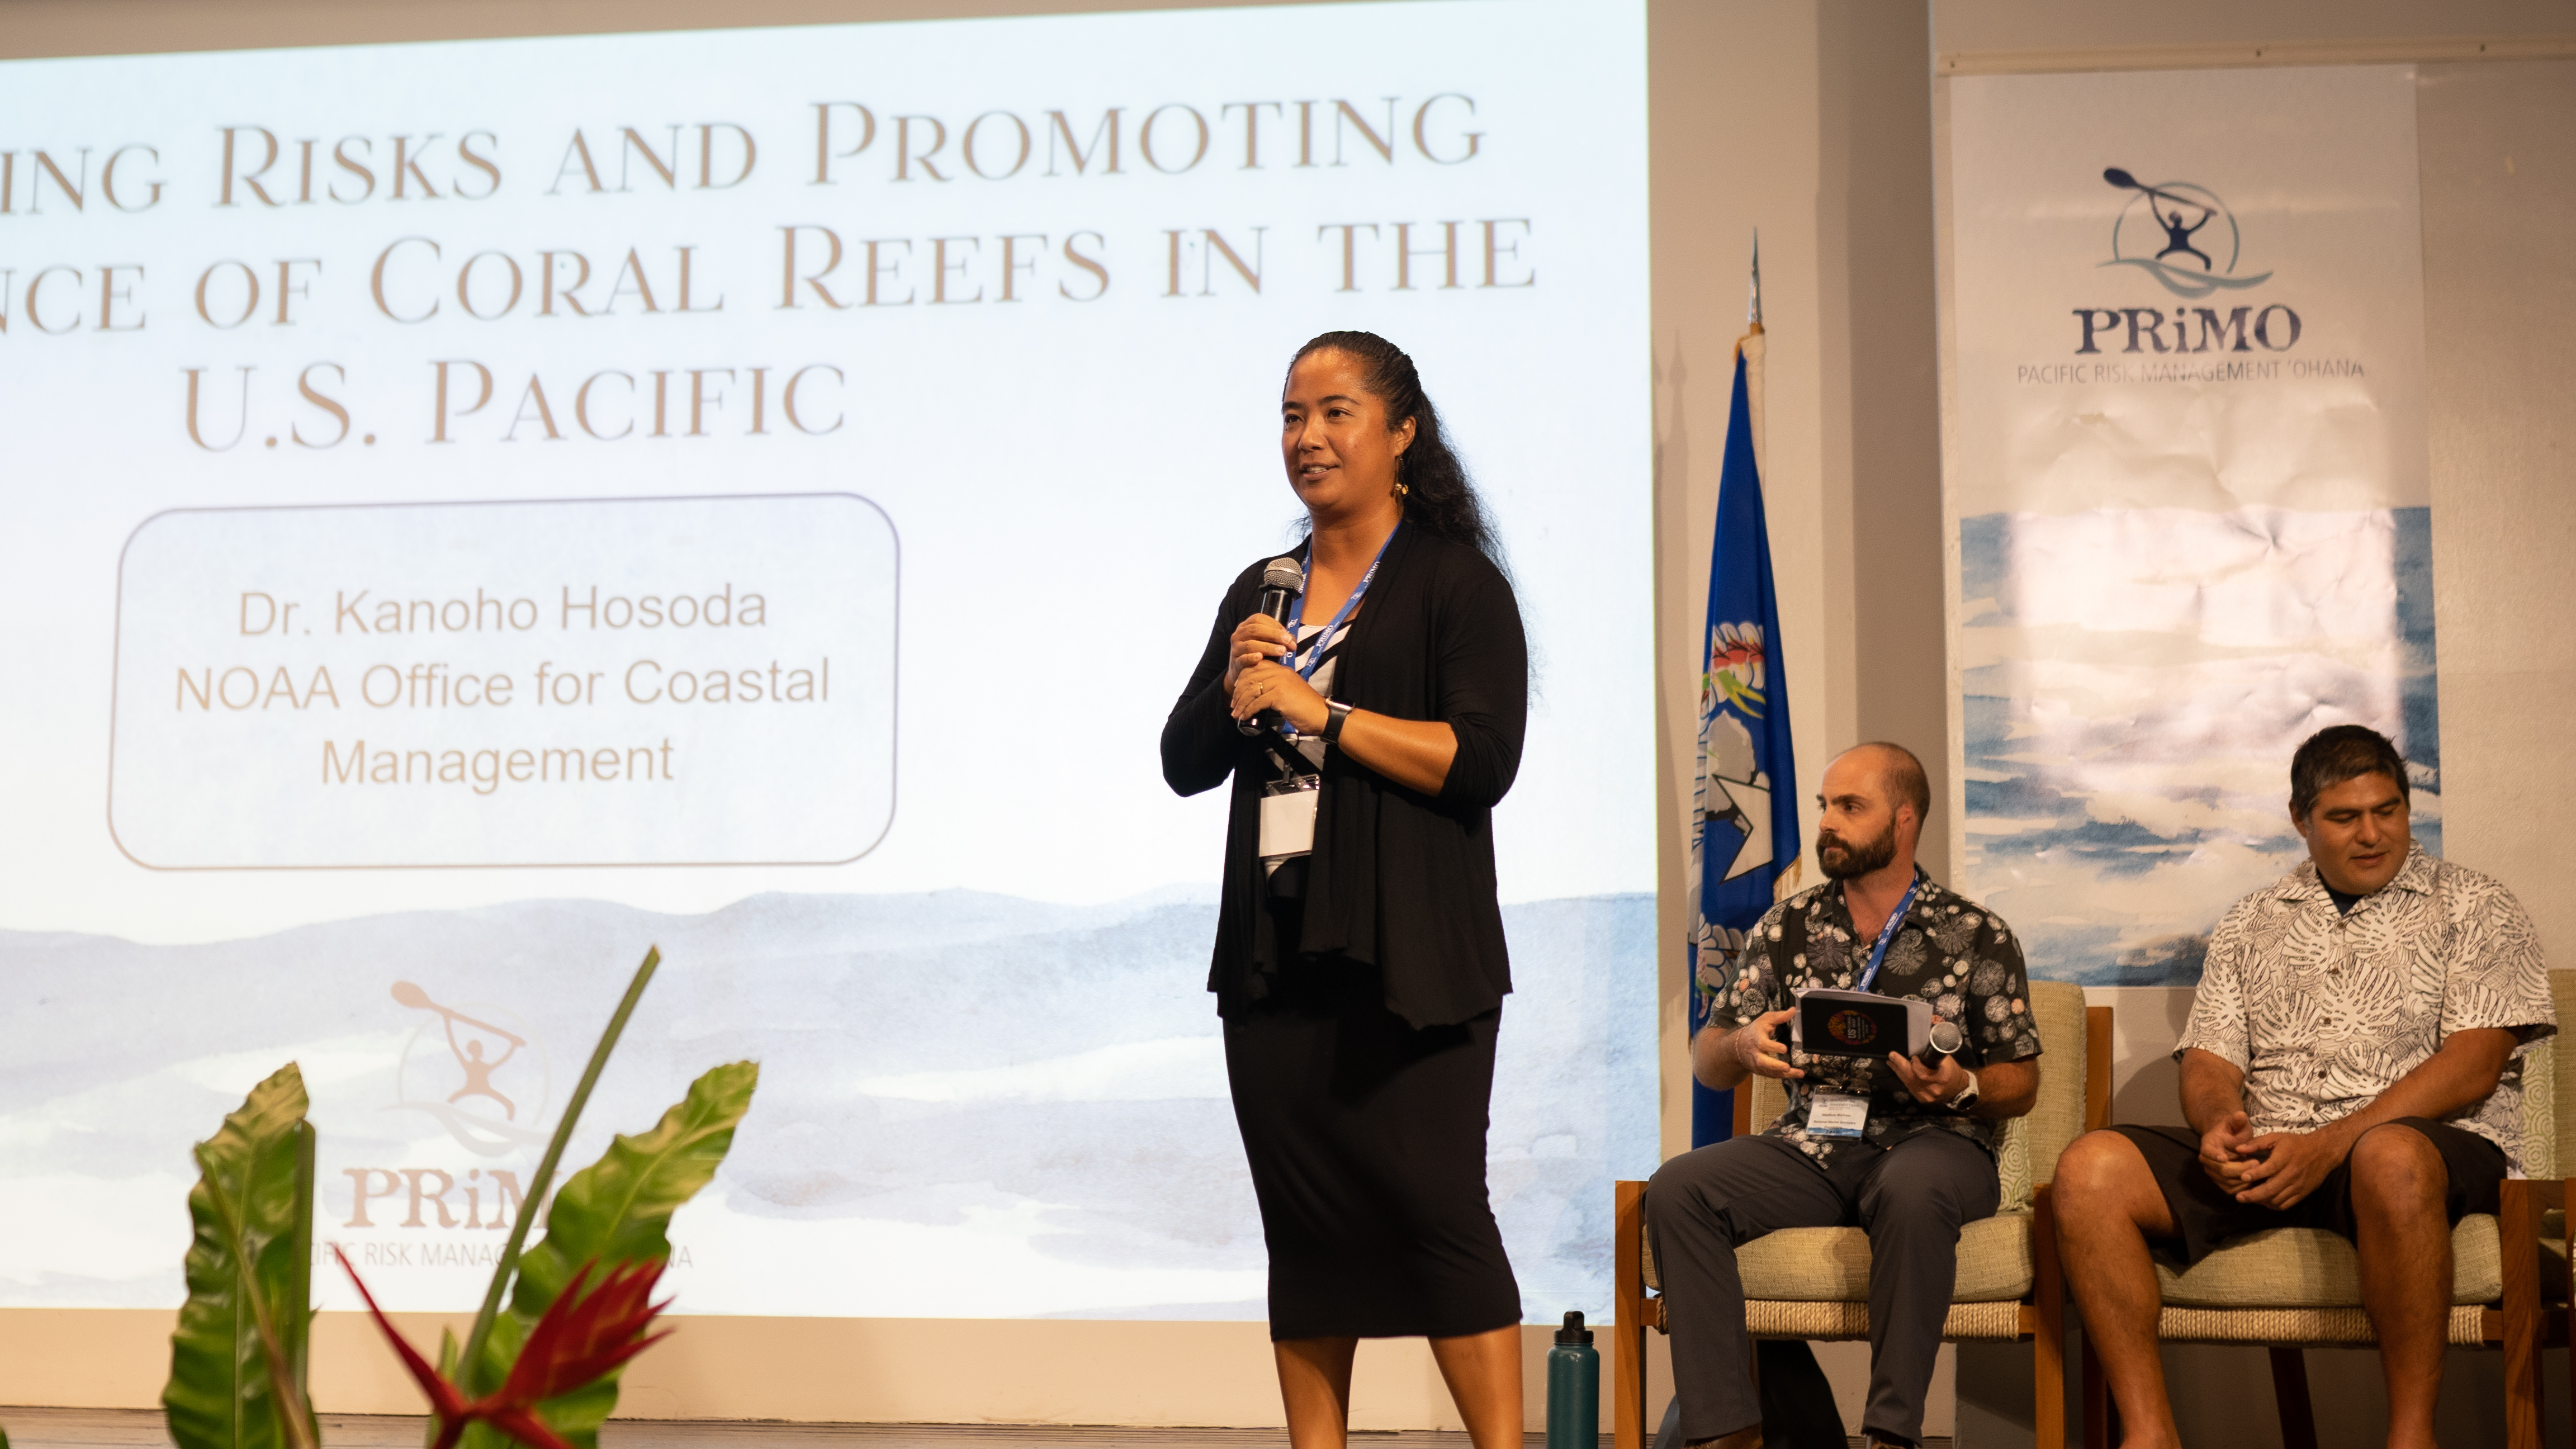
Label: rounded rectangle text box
xmin=110 ymin=494 xmax=898 ymax=868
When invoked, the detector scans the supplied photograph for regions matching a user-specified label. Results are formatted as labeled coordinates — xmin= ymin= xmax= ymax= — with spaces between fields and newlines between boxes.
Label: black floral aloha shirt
xmin=1706 ymin=870 xmax=2043 ymax=1170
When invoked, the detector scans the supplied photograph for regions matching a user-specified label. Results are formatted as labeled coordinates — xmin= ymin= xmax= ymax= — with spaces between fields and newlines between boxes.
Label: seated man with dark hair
xmin=2054 ymin=724 xmax=2555 ymax=1449
xmin=1649 ymin=742 xmax=2043 ymax=1449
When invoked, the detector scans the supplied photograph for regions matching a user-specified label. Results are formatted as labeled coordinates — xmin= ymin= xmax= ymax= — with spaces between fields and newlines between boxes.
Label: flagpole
xmin=1742 ymin=230 xmax=1765 ymax=485
xmin=1735 ymin=232 xmax=1770 ymax=1144
xmin=1739 ymin=236 xmax=1797 ymax=902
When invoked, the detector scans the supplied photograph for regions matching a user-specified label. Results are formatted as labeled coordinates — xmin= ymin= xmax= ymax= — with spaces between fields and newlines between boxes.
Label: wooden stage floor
xmin=0 ymin=1409 xmax=1933 ymax=1449
xmin=0 ymin=1413 xmax=1593 ymax=1449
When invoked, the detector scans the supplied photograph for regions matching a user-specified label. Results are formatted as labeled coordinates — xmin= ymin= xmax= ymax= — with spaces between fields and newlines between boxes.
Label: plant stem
xmin=458 ymin=945 xmax=661 ymax=1382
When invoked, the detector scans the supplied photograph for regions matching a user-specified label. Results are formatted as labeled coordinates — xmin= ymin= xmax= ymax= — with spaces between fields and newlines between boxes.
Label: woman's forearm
xmin=1333 ymin=710 xmax=1456 ymax=795
xmin=1162 ymin=677 xmax=1243 ymax=795
xmin=1257 ymin=679 xmax=1457 ymax=795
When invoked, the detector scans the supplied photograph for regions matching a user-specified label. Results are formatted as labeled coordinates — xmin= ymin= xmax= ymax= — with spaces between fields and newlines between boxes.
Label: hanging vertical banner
xmin=1944 ymin=67 xmax=2436 ymax=984
xmin=1691 ymin=330 xmax=1801 ymax=1143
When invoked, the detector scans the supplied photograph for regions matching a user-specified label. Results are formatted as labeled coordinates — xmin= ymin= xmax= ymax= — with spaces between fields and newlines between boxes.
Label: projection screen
xmin=0 ymin=0 xmax=1653 ymax=1320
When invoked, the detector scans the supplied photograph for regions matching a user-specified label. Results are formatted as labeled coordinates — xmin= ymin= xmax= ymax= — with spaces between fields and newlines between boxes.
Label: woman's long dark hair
xmin=1289 ymin=330 xmax=1507 ymax=572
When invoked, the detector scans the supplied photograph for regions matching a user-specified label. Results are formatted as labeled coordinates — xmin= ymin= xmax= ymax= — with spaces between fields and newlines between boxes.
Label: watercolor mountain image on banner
xmin=0 ymin=888 xmax=1655 ymax=1320
xmin=1957 ymin=505 xmax=2440 ymax=986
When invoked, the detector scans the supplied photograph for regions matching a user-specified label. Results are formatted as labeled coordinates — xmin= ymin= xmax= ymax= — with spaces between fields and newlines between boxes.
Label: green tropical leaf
xmin=461 ymin=1060 xmax=758 ymax=1447
xmin=164 ymin=1063 xmax=317 ymax=1449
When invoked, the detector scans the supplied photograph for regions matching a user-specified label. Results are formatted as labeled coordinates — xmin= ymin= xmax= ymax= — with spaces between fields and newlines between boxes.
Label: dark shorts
xmin=2111 ymin=1118 xmax=2507 ymax=1267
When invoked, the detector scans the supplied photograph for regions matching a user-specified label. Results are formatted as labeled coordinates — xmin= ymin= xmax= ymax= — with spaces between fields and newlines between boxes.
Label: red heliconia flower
xmin=335 ymin=1244 xmax=674 ymax=1449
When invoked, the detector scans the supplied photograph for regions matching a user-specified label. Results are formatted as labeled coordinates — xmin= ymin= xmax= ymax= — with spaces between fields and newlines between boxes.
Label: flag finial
xmin=1747 ymin=230 xmax=1764 ymax=330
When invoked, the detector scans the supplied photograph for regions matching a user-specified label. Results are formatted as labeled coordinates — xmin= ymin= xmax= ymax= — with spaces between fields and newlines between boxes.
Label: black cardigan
xmin=1161 ymin=525 xmax=1528 ymax=1028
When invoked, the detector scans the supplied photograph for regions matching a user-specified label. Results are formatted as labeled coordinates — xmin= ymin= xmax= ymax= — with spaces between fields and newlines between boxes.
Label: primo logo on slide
xmin=342 ymin=981 xmax=550 ymax=1235
xmin=2070 ymin=166 xmax=2302 ymax=356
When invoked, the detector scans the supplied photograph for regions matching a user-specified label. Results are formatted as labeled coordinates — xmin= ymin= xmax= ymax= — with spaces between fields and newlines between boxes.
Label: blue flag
xmin=1689 ymin=339 xmax=1801 ymax=1148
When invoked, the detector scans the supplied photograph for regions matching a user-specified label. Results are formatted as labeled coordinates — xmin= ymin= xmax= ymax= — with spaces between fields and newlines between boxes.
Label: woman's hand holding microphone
xmin=1228 ymin=613 xmax=1329 ymax=735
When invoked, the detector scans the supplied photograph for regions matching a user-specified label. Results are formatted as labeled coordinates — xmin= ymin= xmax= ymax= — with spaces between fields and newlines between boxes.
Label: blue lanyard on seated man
xmin=1801 ymin=874 xmax=1921 ymax=1139
xmin=1853 ymin=875 xmax=1923 ymax=995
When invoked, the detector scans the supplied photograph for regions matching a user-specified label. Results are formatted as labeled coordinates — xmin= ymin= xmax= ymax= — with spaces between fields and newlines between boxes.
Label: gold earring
xmin=1394 ymin=480 xmax=1410 ymax=496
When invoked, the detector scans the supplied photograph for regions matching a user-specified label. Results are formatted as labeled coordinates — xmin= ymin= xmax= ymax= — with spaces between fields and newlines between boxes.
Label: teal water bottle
xmin=1546 ymin=1310 xmax=1599 ymax=1449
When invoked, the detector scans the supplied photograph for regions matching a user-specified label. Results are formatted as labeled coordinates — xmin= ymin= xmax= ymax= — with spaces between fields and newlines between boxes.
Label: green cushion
xmin=1737 ymin=1211 xmax=2035 ymax=1303
xmin=2154 ymin=1215 xmax=2506 ymax=1308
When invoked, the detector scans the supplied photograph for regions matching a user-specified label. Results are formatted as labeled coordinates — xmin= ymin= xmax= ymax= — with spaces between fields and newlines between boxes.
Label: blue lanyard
xmin=1285 ymin=524 xmax=1397 ymax=684
xmin=1852 ymin=875 xmax=1923 ymax=994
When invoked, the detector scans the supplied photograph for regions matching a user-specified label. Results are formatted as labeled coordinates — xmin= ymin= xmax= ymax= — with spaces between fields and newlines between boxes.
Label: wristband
xmin=1322 ymin=699 xmax=1355 ymax=745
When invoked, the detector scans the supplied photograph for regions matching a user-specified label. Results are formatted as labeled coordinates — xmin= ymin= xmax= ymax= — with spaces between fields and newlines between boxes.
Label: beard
xmin=1817 ymin=821 xmax=1898 ymax=880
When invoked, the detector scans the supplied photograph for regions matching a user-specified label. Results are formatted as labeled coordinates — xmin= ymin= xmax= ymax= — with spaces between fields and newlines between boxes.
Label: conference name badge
xmin=1259 ymin=780 xmax=1320 ymax=860
xmin=1805 ymin=1091 xmax=1869 ymax=1139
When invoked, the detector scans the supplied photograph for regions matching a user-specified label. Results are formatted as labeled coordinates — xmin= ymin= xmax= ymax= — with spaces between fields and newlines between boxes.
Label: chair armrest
xmin=2501 ymin=1178 xmax=2570 ymax=1303
xmin=2085 ymin=1006 xmax=2113 ymax=1133
xmin=2032 ymin=1181 xmax=2063 ymax=1309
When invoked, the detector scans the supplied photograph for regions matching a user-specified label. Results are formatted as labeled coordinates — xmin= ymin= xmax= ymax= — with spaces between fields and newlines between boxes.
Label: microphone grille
xmin=1262 ymin=556 xmax=1306 ymax=593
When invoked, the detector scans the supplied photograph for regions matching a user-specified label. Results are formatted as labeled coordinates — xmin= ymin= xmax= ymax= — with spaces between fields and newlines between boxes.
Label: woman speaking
xmin=1162 ymin=332 xmax=1528 ymax=1449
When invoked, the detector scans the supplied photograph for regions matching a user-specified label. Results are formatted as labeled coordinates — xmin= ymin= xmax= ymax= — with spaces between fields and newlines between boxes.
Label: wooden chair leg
xmin=1616 ymin=1313 xmax=1647 ymax=1449
xmin=2559 ymin=1180 xmax=2574 ymax=1449
xmin=2501 ymin=1178 xmax=2546 ymax=1449
xmin=1616 ymin=1180 xmax=1649 ymax=1449
xmin=2033 ymin=1325 xmax=2066 ymax=1449
xmin=2080 ymin=1334 xmax=2108 ymax=1449
xmin=2269 ymin=1346 xmax=2318 ymax=1449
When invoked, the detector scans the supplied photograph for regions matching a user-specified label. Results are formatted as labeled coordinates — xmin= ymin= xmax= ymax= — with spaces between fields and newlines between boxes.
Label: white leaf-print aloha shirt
xmin=2177 ymin=842 xmax=2555 ymax=1175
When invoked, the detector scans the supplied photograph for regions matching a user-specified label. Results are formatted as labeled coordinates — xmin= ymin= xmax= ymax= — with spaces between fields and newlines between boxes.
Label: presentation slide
xmin=0 ymin=0 xmax=1652 ymax=1320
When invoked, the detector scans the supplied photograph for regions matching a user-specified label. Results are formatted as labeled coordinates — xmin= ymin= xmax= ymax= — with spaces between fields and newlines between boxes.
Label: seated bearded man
xmin=1647 ymin=742 xmax=2043 ymax=1449
xmin=2054 ymin=724 xmax=2555 ymax=1449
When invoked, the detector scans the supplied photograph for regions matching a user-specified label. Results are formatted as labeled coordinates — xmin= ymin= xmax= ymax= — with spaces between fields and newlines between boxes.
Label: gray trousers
xmin=1644 ymin=1130 xmax=1998 ymax=1446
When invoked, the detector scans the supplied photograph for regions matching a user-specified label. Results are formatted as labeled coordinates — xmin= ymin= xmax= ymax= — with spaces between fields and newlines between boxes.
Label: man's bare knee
xmin=2057 ymin=1131 xmax=2133 ymax=1190
xmin=2350 ymin=1124 xmax=2445 ymax=1212
xmin=2056 ymin=1130 xmax=2164 ymax=1227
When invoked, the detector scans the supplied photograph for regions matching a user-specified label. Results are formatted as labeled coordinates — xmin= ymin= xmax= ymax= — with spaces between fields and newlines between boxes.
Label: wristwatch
xmin=1323 ymin=699 xmax=1355 ymax=745
xmin=1950 ymin=1069 xmax=1981 ymax=1113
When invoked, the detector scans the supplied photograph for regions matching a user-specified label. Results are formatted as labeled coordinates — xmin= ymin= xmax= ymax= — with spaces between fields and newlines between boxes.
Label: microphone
xmin=1237 ymin=555 xmax=1305 ymax=736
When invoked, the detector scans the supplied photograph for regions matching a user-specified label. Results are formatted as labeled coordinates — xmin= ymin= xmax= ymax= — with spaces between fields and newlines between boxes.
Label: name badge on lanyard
xmin=1256 ymin=527 xmax=1396 ymax=861
xmin=1805 ymin=1093 xmax=1869 ymax=1138
xmin=1794 ymin=875 xmax=1922 ymax=1140
xmin=1259 ymin=781 xmax=1319 ymax=860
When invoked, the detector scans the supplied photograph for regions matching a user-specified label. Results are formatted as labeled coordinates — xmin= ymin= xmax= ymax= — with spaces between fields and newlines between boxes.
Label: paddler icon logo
xmin=2099 ymin=167 xmax=2274 ymax=299
xmin=389 ymin=981 xmax=552 ymax=1156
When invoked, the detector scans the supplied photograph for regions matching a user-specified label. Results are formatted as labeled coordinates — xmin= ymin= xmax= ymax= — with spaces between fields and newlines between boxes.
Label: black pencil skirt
xmin=1223 ymin=957 xmax=1522 ymax=1341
